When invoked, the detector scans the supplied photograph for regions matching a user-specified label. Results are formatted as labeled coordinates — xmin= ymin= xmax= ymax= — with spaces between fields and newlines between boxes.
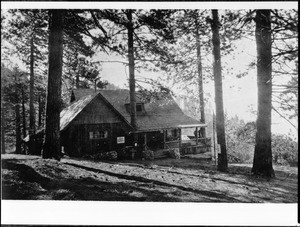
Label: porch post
xmin=163 ymin=129 xmax=166 ymax=149
xmin=178 ymin=128 xmax=181 ymax=151
xmin=196 ymin=127 xmax=198 ymax=145
xmin=144 ymin=132 xmax=147 ymax=149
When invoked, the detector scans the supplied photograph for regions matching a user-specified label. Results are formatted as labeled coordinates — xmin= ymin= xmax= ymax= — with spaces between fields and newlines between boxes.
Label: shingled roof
xmin=64 ymin=89 xmax=205 ymax=132
xmin=60 ymin=93 xmax=98 ymax=131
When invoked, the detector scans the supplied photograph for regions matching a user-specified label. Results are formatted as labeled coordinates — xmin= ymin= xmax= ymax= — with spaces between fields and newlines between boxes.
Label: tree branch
xmin=90 ymin=10 xmax=108 ymax=38
xmin=272 ymin=106 xmax=297 ymax=130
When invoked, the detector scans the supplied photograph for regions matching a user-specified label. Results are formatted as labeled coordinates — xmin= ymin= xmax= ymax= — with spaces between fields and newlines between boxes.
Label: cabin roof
xmin=60 ymin=93 xmax=98 ymax=131
xmin=63 ymin=89 xmax=205 ymax=132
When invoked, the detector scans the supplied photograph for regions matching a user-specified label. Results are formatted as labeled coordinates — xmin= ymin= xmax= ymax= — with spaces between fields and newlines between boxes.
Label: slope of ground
xmin=1 ymin=154 xmax=297 ymax=202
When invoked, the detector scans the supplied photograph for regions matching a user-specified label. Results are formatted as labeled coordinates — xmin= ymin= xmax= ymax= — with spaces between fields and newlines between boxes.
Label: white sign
xmin=117 ymin=137 xmax=125 ymax=144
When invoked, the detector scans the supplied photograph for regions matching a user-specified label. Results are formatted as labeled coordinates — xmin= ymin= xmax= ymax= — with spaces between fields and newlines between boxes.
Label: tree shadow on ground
xmin=2 ymin=159 xmax=177 ymax=201
xmin=65 ymin=162 xmax=243 ymax=202
xmin=2 ymin=160 xmax=50 ymax=199
xmin=2 ymin=157 xmax=296 ymax=202
xmin=2 ymin=159 xmax=228 ymax=201
xmin=109 ymin=158 xmax=298 ymax=203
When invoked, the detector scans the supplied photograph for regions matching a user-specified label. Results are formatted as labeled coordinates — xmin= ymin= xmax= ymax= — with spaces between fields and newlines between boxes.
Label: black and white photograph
xmin=1 ymin=1 xmax=298 ymax=226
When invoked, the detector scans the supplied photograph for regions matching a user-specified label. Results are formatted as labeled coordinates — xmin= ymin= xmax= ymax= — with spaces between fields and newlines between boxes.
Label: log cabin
xmin=60 ymin=89 xmax=209 ymax=159
xmin=24 ymin=89 xmax=210 ymax=159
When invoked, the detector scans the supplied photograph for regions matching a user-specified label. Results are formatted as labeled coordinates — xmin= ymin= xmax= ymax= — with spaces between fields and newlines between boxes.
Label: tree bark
xmin=252 ymin=10 xmax=275 ymax=178
xmin=42 ymin=9 xmax=64 ymax=160
xmin=195 ymin=15 xmax=206 ymax=138
xmin=126 ymin=10 xmax=137 ymax=130
xmin=211 ymin=9 xmax=228 ymax=172
xmin=21 ymin=86 xmax=27 ymax=154
xmin=1 ymin=96 xmax=6 ymax=154
xmin=21 ymin=86 xmax=27 ymax=138
xmin=38 ymin=93 xmax=42 ymax=127
xmin=76 ymin=74 xmax=80 ymax=89
xmin=15 ymin=104 xmax=22 ymax=154
xmin=29 ymin=35 xmax=36 ymax=154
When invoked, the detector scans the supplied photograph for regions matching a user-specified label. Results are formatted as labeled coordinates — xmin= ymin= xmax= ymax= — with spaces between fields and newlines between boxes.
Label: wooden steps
xmin=153 ymin=149 xmax=170 ymax=159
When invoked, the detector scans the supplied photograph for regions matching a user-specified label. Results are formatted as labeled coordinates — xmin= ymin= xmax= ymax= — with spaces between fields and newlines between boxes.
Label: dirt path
xmin=1 ymin=154 xmax=297 ymax=202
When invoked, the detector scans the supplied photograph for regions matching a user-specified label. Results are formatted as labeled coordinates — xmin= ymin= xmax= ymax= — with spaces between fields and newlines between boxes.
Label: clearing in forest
xmin=1 ymin=154 xmax=297 ymax=202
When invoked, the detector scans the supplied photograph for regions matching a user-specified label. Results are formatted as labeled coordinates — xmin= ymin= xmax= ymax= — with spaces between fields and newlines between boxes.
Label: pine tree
xmin=194 ymin=11 xmax=206 ymax=137
xmin=91 ymin=9 xmax=177 ymax=129
xmin=1 ymin=66 xmax=26 ymax=154
xmin=252 ymin=10 xmax=275 ymax=177
xmin=3 ymin=9 xmax=49 ymax=154
xmin=211 ymin=9 xmax=228 ymax=172
xmin=42 ymin=9 xmax=64 ymax=160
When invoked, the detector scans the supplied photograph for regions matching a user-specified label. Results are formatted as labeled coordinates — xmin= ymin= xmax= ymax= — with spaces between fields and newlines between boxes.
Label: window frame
xmin=89 ymin=130 xmax=108 ymax=140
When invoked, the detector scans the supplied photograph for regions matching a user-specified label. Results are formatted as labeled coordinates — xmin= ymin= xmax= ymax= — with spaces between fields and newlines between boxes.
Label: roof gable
xmin=60 ymin=93 xmax=97 ymax=131
xmin=64 ymin=89 xmax=203 ymax=132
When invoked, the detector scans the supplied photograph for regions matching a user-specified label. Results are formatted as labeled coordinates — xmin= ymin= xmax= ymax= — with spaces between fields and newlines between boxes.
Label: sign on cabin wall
xmin=117 ymin=136 xmax=125 ymax=144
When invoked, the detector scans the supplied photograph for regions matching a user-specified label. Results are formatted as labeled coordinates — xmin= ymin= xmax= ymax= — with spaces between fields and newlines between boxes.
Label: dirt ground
xmin=1 ymin=153 xmax=298 ymax=202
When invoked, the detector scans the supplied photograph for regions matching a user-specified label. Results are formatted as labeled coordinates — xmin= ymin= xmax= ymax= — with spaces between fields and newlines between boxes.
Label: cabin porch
xmin=134 ymin=124 xmax=211 ymax=159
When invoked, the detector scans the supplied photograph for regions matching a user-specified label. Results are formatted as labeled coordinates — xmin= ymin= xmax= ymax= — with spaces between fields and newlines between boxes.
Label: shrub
xmin=117 ymin=148 xmax=132 ymax=160
xmin=142 ymin=149 xmax=154 ymax=160
xmin=227 ymin=153 xmax=242 ymax=163
xmin=92 ymin=151 xmax=118 ymax=161
xmin=227 ymin=143 xmax=254 ymax=163
xmin=169 ymin=148 xmax=180 ymax=159
xmin=105 ymin=151 xmax=118 ymax=160
xmin=272 ymin=134 xmax=298 ymax=166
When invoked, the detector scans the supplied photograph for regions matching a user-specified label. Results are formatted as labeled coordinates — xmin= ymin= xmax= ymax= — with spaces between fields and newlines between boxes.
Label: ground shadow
xmin=2 ymin=159 xmax=179 ymax=201
xmin=65 ymin=162 xmax=243 ymax=202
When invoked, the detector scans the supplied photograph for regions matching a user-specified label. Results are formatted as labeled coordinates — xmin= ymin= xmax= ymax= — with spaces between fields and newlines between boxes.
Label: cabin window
xmin=125 ymin=103 xmax=145 ymax=113
xmin=166 ymin=129 xmax=179 ymax=141
xmin=136 ymin=104 xmax=143 ymax=112
xmin=89 ymin=130 xmax=108 ymax=139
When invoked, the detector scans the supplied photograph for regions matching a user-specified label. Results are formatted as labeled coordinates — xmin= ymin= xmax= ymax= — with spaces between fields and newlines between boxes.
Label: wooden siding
xmin=72 ymin=95 xmax=122 ymax=125
xmin=61 ymin=122 xmax=132 ymax=157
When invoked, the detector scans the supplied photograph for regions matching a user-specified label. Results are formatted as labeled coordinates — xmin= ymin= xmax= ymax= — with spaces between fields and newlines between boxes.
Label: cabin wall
xmin=61 ymin=122 xmax=132 ymax=157
xmin=61 ymin=96 xmax=134 ymax=157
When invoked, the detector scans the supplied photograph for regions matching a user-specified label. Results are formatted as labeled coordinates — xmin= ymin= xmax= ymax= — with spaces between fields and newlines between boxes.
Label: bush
xmin=272 ymin=134 xmax=298 ymax=166
xmin=169 ymin=148 xmax=180 ymax=159
xmin=227 ymin=143 xmax=254 ymax=163
xmin=117 ymin=147 xmax=132 ymax=160
xmin=105 ymin=151 xmax=118 ymax=160
xmin=92 ymin=151 xmax=118 ymax=161
xmin=227 ymin=153 xmax=242 ymax=163
xmin=117 ymin=148 xmax=132 ymax=160
xmin=142 ymin=149 xmax=154 ymax=160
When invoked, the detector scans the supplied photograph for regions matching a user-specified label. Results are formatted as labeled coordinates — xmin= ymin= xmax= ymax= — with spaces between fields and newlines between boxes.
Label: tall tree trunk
xmin=15 ymin=104 xmax=22 ymax=154
xmin=252 ymin=10 xmax=275 ymax=178
xmin=211 ymin=9 xmax=228 ymax=172
xmin=1 ymin=96 xmax=6 ymax=154
xmin=21 ymin=86 xmax=27 ymax=154
xmin=126 ymin=10 xmax=137 ymax=130
xmin=21 ymin=86 xmax=27 ymax=138
xmin=38 ymin=93 xmax=42 ymax=127
xmin=42 ymin=9 xmax=64 ymax=160
xmin=195 ymin=15 xmax=206 ymax=138
xmin=76 ymin=74 xmax=80 ymax=88
xmin=29 ymin=35 xmax=36 ymax=154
